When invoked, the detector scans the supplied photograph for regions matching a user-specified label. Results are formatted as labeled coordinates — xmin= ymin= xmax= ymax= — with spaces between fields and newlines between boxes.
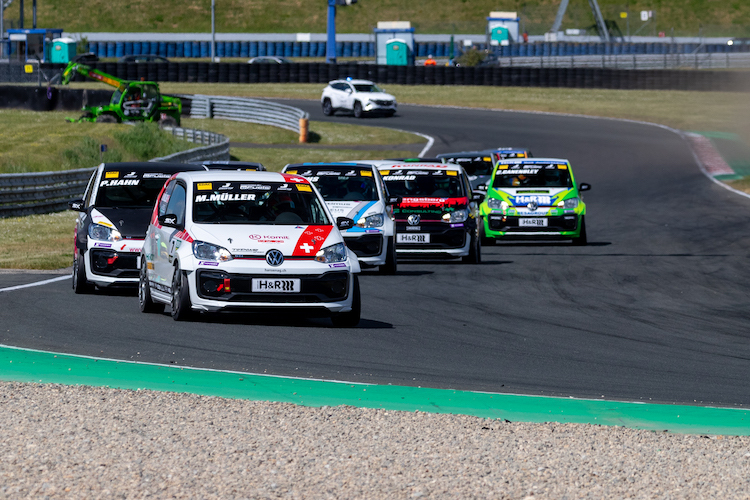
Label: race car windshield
xmin=290 ymin=167 xmax=378 ymax=201
xmin=192 ymin=181 xmax=330 ymax=225
xmin=495 ymin=151 xmax=529 ymax=160
xmin=353 ymin=84 xmax=383 ymax=93
xmin=381 ymin=170 xmax=464 ymax=198
xmin=95 ymin=171 xmax=173 ymax=208
xmin=444 ymin=157 xmax=494 ymax=176
xmin=493 ymin=164 xmax=573 ymax=188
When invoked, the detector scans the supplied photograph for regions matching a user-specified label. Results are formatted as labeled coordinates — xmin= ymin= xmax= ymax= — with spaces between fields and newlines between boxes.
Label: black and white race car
xmin=68 ymin=162 xmax=206 ymax=293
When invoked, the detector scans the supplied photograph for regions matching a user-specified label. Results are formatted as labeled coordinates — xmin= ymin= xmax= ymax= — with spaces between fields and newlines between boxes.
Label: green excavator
xmin=60 ymin=62 xmax=181 ymax=125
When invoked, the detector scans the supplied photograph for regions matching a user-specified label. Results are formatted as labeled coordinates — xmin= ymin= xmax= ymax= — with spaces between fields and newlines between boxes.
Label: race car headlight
xmin=356 ymin=214 xmax=384 ymax=228
xmin=442 ymin=208 xmax=469 ymax=223
xmin=192 ymin=241 xmax=233 ymax=262
xmin=88 ymin=223 xmax=122 ymax=242
xmin=487 ymin=198 xmax=508 ymax=211
xmin=315 ymin=243 xmax=348 ymax=263
xmin=558 ymin=197 xmax=580 ymax=209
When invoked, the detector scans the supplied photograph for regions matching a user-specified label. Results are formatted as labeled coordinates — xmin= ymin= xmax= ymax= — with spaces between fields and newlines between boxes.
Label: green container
xmin=491 ymin=26 xmax=510 ymax=44
xmin=385 ymin=39 xmax=409 ymax=65
xmin=50 ymin=38 xmax=77 ymax=64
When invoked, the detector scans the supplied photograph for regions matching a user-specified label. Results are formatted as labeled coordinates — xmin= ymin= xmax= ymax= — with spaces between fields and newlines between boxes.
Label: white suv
xmin=321 ymin=79 xmax=397 ymax=118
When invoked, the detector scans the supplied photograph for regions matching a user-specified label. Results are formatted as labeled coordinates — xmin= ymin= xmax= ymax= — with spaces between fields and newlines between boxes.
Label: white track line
xmin=0 ymin=275 xmax=70 ymax=293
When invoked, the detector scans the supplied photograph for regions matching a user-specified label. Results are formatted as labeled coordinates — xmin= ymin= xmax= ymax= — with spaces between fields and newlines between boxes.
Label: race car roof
xmin=496 ymin=158 xmax=568 ymax=165
xmin=100 ymin=162 xmax=207 ymax=173
xmin=283 ymin=162 xmax=375 ymax=171
xmin=436 ymin=150 xmax=495 ymax=158
xmin=376 ymin=161 xmax=460 ymax=171
xmin=329 ymin=79 xmax=375 ymax=85
xmin=176 ymin=170 xmax=310 ymax=184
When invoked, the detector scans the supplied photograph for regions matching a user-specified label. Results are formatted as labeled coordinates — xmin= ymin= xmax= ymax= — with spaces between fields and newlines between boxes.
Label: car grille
xmin=396 ymin=223 xmax=467 ymax=249
xmin=488 ymin=215 xmax=578 ymax=232
xmin=372 ymin=100 xmax=393 ymax=106
xmin=90 ymin=249 xmax=139 ymax=278
xmin=197 ymin=270 xmax=349 ymax=303
xmin=345 ymin=234 xmax=383 ymax=257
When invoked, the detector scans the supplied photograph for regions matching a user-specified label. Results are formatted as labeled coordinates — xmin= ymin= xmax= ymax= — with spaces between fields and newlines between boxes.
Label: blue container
xmin=105 ymin=42 xmax=114 ymax=58
xmin=277 ymin=41 xmax=286 ymax=55
xmin=231 ymin=41 xmax=240 ymax=57
xmin=336 ymin=41 xmax=343 ymax=57
xmin=307 ymin=42 xmax=317 ymax=57
xmin=249 ymin=41 xmax=258 ymax=57
xmin=156 ymin=42 xmax=165 ymax=57
xmin=319 ymin=42 xmax=327 ymax=57
xmin=342 ymin=41 xmax=352 ymax=57
xmin=124 ymin=41 xmax=133 ymax=56
xmin=200 ymin=41 xmax=209 ymax=58
xmin=283 ymin=41 xmax=292 ymax=57
xmin=258 ymin=41 xmax=267 ymax=56
xmin=183 ymin=42 xmax=190 ymax=58
xmin=350 ymin=41 xmax=359 ymax=57
xmin=167 ymin=42 xmax=176 ymax=58
xmin=95 ymin=42 xmax=105 ymax=57
xmin=191 ymin=42 xmax=199 ymax=57
xmin=217 ymin=42 xmax=225 ymax=57
xmin=267 ymin=41 xmax=275 ymax=56
xmin=300 ymin=41 xmax=309 ymax=57
xmin=240 ymin=41 xmax=249 ymax=58
xmin=115 ymin=42 xmax=124 ymax=58
xmin=176 ymin=42 xmax=184 ymax=58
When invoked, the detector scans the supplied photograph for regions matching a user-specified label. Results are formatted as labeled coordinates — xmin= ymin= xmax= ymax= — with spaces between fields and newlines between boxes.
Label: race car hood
xmin=393 ymin=197 xmax=469 ymax=221
xmin=187 ymin=223 xmax=343 ymax=258
xmin=91 ymin=207 xmax=153 ymax=239
xmin=325 ymin=200 xmax=382 ymax=221
xmin=492 ymin=187 xmax=574 ymax=208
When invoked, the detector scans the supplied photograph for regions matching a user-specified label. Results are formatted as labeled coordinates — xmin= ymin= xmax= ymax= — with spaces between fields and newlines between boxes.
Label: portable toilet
xmin=385 ymin=39 xmax=409 ymax=65
xmin=50 ymin=37 xmax=77 ymax=63
xmin=487 ymin=11 xmax=519 ymax=47
xmin=375 ymin=21 xmax=415 ymax=65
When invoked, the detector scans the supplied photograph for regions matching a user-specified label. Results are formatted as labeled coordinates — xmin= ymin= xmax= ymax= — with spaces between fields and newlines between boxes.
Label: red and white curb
xmin=684 ymin=133 xmax=735 ymax=177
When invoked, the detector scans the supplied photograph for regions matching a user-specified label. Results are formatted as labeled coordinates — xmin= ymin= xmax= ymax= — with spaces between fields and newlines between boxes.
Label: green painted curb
xmin=1 ymin=345 xmax=748 ymax=436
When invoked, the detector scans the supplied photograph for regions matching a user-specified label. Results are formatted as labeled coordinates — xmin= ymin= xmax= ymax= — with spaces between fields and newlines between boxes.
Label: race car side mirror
xmin=471 ymin=191 xmax=486 ymax=203
xmin=68 ymin=199 xmax=85 ymax=212
xmin=579 ymin=183 xmax=591 ymax=191
xmin=336 ymin=217 xmax=355 ymax=230
xmin=387 ymin=196 xmax=402 ymax=206
xmin=158 ymin=214 xmax=183 ymax=229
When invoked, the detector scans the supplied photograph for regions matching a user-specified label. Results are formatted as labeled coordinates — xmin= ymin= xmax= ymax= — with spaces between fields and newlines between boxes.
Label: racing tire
xmin=384 ymin=110 xmax=395 ymax=117
xmin=170 ymin=267 xmax=193 ymax=321
xmin=72 ymin=252 xmax=94 ymax=294
xmin=462 ymin=232 xmax=481 ymax=264
xmin=139 ymin=259 xmax=165 ymax=314
xmin=479 ymin=220 xmax=495 ymax=246
xmin=379 ymin=236 xmax=397 ymax=275
xmin=331 ymin=275 xmax=361 ymax=328
xmin=157 ymin=116 xmax=178 ymax=128
xmin=572 ymin=216 xmax=588 ymax=246
xmin=353 ymin=101 xmax=363 ymax=119
xmin=322 ymin=99 xmax=334 ymax=116
xmin=95 ymin=114 xmax=118 ymax=123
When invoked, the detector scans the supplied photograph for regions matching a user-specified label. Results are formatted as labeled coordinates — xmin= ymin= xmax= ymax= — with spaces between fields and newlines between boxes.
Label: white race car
xmin=320 ymin=79 xmax=397 ymax=118
xmin=68 ymin=162 xmax=207 ymax=293
xmin=283 ymin=162 xmax=398 ymax=274
xmin=138 ymin=171 xmax=362 ymax=326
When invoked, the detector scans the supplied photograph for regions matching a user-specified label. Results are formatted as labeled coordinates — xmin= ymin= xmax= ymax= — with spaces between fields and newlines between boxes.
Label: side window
xmin=165 ymin=183 xmax=187 ymax=226
xmin=83 ymin=171 xmax=97 ymax=207
xmin=158 ymin=180 xmax=177 ymax=217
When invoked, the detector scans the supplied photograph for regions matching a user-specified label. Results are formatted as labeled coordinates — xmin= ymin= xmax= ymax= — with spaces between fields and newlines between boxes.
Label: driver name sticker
xmin=100 ymin=179 xmax=140 ymax=186
xmin=195 ymin=193 xmax=257 ymax=202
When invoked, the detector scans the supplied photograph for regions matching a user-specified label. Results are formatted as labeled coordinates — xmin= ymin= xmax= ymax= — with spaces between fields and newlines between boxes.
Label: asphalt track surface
xmin=2 ymin=102 xmax=750 ymax=408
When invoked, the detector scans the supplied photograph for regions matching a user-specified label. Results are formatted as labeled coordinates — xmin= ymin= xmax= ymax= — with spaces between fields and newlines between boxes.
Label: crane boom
xmin=61 ymin=62 xmax=128 ymax=92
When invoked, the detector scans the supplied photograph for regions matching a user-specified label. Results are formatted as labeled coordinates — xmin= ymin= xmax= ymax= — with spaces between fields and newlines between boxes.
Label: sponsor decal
xmin=99 ymin=179 xmax=140 ymax=187
xmin=365 ymin=229 xmax=382 ymax=233
xmin=143 ymin=172 xmax=171 ymax=179
xmin=94 ymin=242 xmax=112 ymax=248
xmin=218 ymin=182 xmax=233 ymax=190
xmin=199 ymin=261 xmax=220 ymax=266
xmin=281 ymin=174 xmax=307 ymax=184
xmin=447 ymin=171 xmax=458 ymax=176
xmin=450 ymin=223 xmax=464 ymax=228
xmin=105 ymin=171 xmax=119 ymax=179
xmin=296 ymin=184 xmax=312 ymax=192
xmin=197 ymin=183 xmax=212 ymax=190
xmin=195 ymin=193 xmax=257 ymax=202
xmin=285 ymin=170 xmax=297 ymax=174
xmin=497 ymin=169 xmax=541 ymax=175
xmin=558 ymin=164 xmax=568 ymax=169
xmin=240 ymin=184 xmax=271 ymax=190
xmin=124 ymin=171 xmax=138 ymax=178
xmin=360 ymin=170 xmax=372 ymax=177
xmin=249 ymin=234 xmax=290 ymax=241
xmin=174 ymin=230 xmax=194 ymax=243
xmin=483 ymin=157 xmax=492 ymax=162
xmin=264 ymin=268 xmax=288 ymax=273
xmin=146 ymin=262 xmax=154 ymax=270
xmin=292 ymin=225 xmax=333 ymax=257
xmin=328 ymin=263 xmax=347 ymax=268
xmin=514 ymin=195 xmax=551 ymax=205
xmin=382 ymin=175 xmax=416 ymax=181
xmin=278 ymin=183 xmax=292 ymax=191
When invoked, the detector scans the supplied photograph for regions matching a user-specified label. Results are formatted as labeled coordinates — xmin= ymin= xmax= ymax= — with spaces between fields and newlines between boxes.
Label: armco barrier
xmin=0 ymin=126 xmax=229 ymax=218
xmin=33 ymin=62 xmax=750 ymax=92
xmin=187 ymin=94 xmax=309 ymax=141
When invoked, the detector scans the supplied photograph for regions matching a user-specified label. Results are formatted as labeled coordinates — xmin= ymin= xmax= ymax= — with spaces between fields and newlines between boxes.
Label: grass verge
xmin=0 ymin=212 xmax=77 ymax=270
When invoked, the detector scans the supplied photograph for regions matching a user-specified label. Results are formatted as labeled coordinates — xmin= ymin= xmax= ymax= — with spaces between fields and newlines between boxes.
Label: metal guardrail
xmin=186 ymin=94 xmax=309 ymax=141
xmin=0 ymin=167 xmax=94 ymax=218
xmin=489 ymin=52 xmax=750 ymax=70
xmin=0 ymin=126 xmax=228 ymax=218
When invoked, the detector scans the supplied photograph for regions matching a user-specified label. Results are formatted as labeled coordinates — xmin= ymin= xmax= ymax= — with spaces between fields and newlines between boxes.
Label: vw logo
xmin=527 ymin=201 xmax=538 ymax=211
xmin=265 ymin=249 xmax=284 ymax=267
xmin=407 ymin=214 xmax=421 ymax=226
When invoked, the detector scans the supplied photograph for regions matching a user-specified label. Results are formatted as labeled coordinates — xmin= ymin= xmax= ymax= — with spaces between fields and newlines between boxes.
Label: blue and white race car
xmin=139 ymin=170 xmax=362 ymax=326
xmin=283 ymin=163 xmax=398 ymax=274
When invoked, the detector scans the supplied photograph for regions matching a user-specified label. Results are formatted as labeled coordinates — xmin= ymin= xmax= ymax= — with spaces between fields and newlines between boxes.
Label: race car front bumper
xmin=395 ymin=223 xmax=471 ymax=257
xmin=484 ymin=213 xmax=582 ymax=240
xmin=84 ymin=239 xmax=144 ymax=287
xmin=343 ymin=232 xmax=386 ymax=266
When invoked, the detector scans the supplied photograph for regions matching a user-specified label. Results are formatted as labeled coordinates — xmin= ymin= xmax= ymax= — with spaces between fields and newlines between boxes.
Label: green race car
xmin=480 ymin=158 xmax=591 ymax=245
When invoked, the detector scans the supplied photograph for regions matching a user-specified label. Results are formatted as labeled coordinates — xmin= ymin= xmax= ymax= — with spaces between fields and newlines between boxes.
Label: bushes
xmin=62 ymin=137 xmax=123 ymax=169
xmin=113 ymin=122 xmax=191 ymax=161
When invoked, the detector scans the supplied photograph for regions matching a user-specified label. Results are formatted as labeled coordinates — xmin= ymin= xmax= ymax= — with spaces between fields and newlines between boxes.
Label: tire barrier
xmin=83 ymin=40 xmax=750 ymax=60
xmin=25 ymin=62 xmax=750 ymax=92
xmin=0 ymin=85 xmax=113 ymax=112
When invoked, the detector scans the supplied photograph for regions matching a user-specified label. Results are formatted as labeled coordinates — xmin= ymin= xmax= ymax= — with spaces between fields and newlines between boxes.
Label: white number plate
xmin=519 ymin=218 xmax=548 ymax=227
xmin=251 ymin=278 xmax=301 ymax=293
xmin=398 ymin=233 xmax=430 ymax=244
